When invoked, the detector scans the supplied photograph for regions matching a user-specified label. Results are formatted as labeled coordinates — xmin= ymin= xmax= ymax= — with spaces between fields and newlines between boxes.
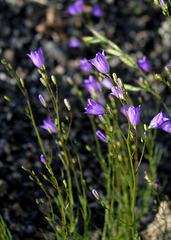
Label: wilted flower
xmin=40 ymin=154 xmax=47 ymax=165
xmin=92 ymin=189 xmax=99 ymax=200
xmin=67 ymin=0 xmax=84 ymax=15
xmin=79 ymin=58 xmax=92 ymax=72
xmin=84 ymin=99 xmax=105 ymax=115
xmin=69 ymin=40 xmax=80 ymax=48
xmin=127 ymin=105 xmax=141 ymax=127
xmin=138 ymin=56 xmax=151 ymax=72
xmin=92 ymin=4 xmax=103 ymax=17
xmin=89 ymin=50 xmax=110 ymax=74
xmin=149 ymin=110 xmax=171 ymax=133
xmin=27 ymin=48 xmax=45 ymax=68
xmin=96 ymin=130 xmax=108 ymax=142
xmin=110 ymin=80 xmax=125 ymax=99
xmin=155 ymin=179 xmax=161 ymax=189
xmin=41 ymin=116 xmax=56 ymax=133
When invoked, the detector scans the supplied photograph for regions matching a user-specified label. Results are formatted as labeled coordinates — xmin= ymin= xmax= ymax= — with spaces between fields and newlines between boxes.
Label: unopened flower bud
xmin=20 ymin=78 xmax=25 ymax=88
xmin=64 ymin=98 xmax=71 ymax=111
xmin=92 ymin=189 xmax=99 ymax=200
xmin=38 ymin=94 xmax=46 ymax=107
xmin=40 ymin=77 xmax=47 ymax=87
xmin=112 ymin=73 xmax=117 ymax=83
xmin=40 ymin=154 xmax=47 ymax=165
xmin=51 ymin=75 xmax=57 ymax=85
xmin=4 ymin=96 xmax=11 ymax=102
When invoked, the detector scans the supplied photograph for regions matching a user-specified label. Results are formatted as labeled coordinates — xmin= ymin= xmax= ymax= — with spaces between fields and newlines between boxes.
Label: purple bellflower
xmin=89 ymin=50 xmax=110 ymax=74
xmin=69 ymin=40 xmax=80 ymax=48
xmin=138 ymin=56 xmax=151 ymax=72
xmin=92 ymin=4 xmax=103 ymax=17
xmin=67 ymin=0 xmax=84 ymax=16
xmin=83 ymin=75 xmax=104 ymax=105
xmin=83 ymin=75 xmax=101 ymax=95
xmin=127 ymin=105 xmax=141 ymax=127
xmin=96 ymin=130 xmax=108 ymax=142
xmin=41 ymin=116 xmax=56 ymax=133
xmin=110 ymin=80 xmax=125 ymax=99
xmin=84 ymin=99 xmax=105 ymax=115
xmin=155 ymin=179 xmax=161 ymax=189
xmin=149 ymin=110 xmax=171 ymax=133
xmin=79 ymin=58 xmax=92 ymax=72
xmin=167 ymin=60 xmax=171 ymax=70
xmin=120 ymin=104 xmax=128 ymax=117
xmin=102 ymin=77 xmax=113 ymax=89
xmin=27 ymin=48 xmax=45 ymax=68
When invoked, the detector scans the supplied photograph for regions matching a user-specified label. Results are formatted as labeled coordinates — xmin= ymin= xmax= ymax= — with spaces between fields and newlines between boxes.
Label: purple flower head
xmin=89 ymin=50 xmax=110 ymax=74
xmin=92 ymin=189 xmax=99 ymax=200
xmin=167 ymin=60 xmax=171 ymax=70
xmin=159 ymin=0 xmax=167 ymax=9
xmin=149 ymin=110 xmax=171 ymax=133
xmin=40 ymin=154 xmax=47 ymax=165
xmin=41 ymin=116 xmax=56 ymax=133
xmin=69 ymin=40 xmax=80 ymax=48
xmin=138 ymin=56 xmax=151 ymax=72
xmin=155 ymin=179 xmax=161 ymax=189
xmin=67 ymin=0 xmax=84 ymax=16
xmin=127 ymin=105 xmax=141 ymax=127
xmin=27 ymin=48 xmax=45 ymax=68
xmin=110 ymin=80 xmax=125 ymax=99
xmin=79 ymin=58 xmax=92 ymax=72
xmin=83 ymin=75 xmax=101 ymax=95
xmin=96 ymin=130 xmax=108 ymax=142
xmin=92 ymin=4 xmax=103 ymax=17
xmin=84 ymin=99 xmax=105 ymax=115
xmin=120 ymin=104 xmax=128 ymax=117
xmin=102 ymin=77 xmax=113 ymax=89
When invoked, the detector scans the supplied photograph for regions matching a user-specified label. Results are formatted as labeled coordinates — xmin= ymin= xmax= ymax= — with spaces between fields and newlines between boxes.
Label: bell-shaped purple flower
xmin=79 ymin=58 xmax=92 ymax=72
xmin=83 ymin=75 xmax=104 ymax=104
xmin=41 ymin=116 xmax=56 ymax=133
xmin=92 ymin=4 xmax=103 ymax=17
xmin=127 ymin=105 xmax=141 ymax=127
xmin=167 ymin=60 xmax=171 ymax=70
xmin=120 ymin=104 xmax=128 ymax=117
xmin=89 ymin=50 xmax=110 ymax=74
xmin=27 ymin=48 xmax=45 ymax=68
xmin=102 ymin=77 xmax=113 ymax=89
xmin=155 ymin=179 xmax=161 ymax=189
xmin=83 ymin=75 xmax=101 ymax=95
xmin=96 ymin=130 xmax=108 ymax=142
xmin=149 ymin=110 xmax=171 ymax=133
xmin=67 ymin=0 xmax=84 ymax=16
xmin=84 ymin=99 xmax=105 ymax=115
xmin=110 ymin=80 xmax=125 ymax=99
xmin=69 ymin=40 xmax=80 ymax=48
xmin=138 ymin=56 xmax=151 ymax=72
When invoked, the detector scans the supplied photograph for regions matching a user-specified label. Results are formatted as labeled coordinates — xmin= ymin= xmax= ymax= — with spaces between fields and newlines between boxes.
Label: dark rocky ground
xmin=0 ymin=0 xmax=171 ymax=239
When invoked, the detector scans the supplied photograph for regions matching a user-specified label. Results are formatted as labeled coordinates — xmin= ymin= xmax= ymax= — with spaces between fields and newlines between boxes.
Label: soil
xmin=0 ymin=0 xmax=171 ymax=239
